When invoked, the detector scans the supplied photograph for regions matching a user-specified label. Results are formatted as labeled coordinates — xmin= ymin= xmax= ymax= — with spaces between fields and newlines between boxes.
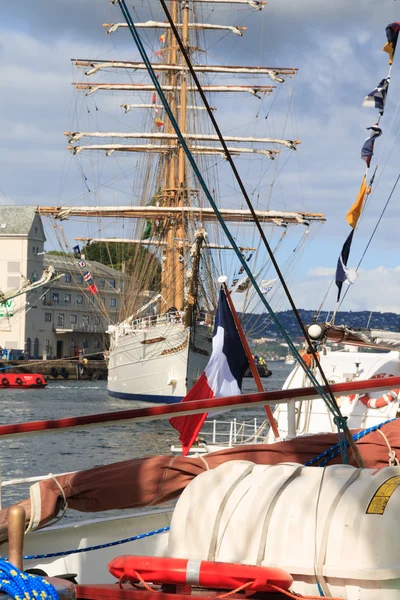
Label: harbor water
xmin=0 ymin=361 xmax=293 ymax=519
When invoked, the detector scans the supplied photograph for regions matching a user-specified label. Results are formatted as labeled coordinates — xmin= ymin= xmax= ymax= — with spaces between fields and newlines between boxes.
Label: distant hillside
xmin=241 ymin=310 xmax=400 ymax=341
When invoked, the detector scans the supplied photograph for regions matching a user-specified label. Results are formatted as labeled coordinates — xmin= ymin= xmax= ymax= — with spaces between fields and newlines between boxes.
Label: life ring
xmin=35 ymin=377 xmax=43 ymax=385
xmin=108 ymin=556 xmax=293 ymax=594
xmin=359 ymin=389 xmax=400 ymax=409
xmin=1 ymin=378 xmax=9 ymax=387
xmin=50 ymin=367 xmax=58 ymax=378
xmin=348 ymin=372 xmax=398 ymax=408
xmin=15 ymin=377 xmax=23 ymax=386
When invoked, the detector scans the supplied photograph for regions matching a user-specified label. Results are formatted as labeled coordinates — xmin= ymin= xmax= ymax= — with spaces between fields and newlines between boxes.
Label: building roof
xmin=0 ymin=205 xmax=45 ymax=239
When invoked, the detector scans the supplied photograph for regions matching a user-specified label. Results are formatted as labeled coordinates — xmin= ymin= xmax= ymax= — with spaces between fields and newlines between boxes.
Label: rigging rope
xmin=116 ymin=0 xmax=358 ymax=466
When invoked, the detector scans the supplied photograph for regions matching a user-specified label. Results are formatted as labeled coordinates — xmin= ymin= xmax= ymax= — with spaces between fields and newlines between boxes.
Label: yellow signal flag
xmin=159 ymin=33 xmax=166 ymax=44
xmin=346 ymin=176 xmax=368 ymax=229
xmin=382 ymin=41 xmax=395 ymax=65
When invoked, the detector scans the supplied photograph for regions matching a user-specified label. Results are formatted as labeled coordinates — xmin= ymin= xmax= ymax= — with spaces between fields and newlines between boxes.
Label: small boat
xmin=284 ymin=352 xmax=295 ymax=365
xmin=0 ymin=373 xmax=46 ymax=388
xmin=244 ymin=360 xmax=272 ymax=378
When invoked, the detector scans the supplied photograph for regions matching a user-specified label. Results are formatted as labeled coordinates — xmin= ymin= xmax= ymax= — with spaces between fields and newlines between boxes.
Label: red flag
xmin=152 ymin=93 xmax=157 ymax=104
xmin=88 ymin=283 xmax=98 ymax=296
xmin=170 ymin=289 xmax=248 ymax=455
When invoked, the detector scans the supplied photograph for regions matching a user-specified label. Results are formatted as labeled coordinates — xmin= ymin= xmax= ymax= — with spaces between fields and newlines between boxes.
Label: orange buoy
xmin=108 ymin=556 xmax=293 ymax=594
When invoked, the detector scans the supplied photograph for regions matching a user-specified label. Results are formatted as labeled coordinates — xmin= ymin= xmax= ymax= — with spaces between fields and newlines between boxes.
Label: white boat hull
xmin=107 ymin=320 xmax=212 ymax=403
xmin=268 ymin=349 xmax=400 ymax=441
xmin=21 ymin=508 xmax=172 ymax=584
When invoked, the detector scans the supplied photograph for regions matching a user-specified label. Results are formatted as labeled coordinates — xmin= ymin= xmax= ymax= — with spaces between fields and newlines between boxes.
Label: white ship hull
xmin=267 ymin=349 xmax=400 ymax=441
xmin=107 ymin=316 xmax=212 ymax=403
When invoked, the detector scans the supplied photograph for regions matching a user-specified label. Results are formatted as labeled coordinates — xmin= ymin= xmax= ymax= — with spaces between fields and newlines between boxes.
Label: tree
xmin=84 ymin=242 xmax=161 ymax=290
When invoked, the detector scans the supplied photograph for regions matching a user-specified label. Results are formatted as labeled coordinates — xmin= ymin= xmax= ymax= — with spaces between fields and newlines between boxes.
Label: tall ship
xmin=38 ymin=0 xmax=325 ymax=402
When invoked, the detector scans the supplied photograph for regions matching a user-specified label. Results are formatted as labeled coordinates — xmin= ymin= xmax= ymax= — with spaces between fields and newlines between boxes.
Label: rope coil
xmin=0 ymin=559 xmax=58 ymax=600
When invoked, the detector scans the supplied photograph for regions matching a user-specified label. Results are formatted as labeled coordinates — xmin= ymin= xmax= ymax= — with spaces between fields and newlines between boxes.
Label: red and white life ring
xmin=108 ymin=555 xmax=293 ymax=594
xmin=359 ymin=389 xmax=400 ymax=409
xmin=348 ymin=372 xmax=399 ymax=409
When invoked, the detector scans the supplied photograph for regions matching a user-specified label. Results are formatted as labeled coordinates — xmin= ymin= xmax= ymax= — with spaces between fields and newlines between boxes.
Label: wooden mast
xmin=175 ymin=0 xmax=189 ymax=311
xmin=162 ymin=0 xmax=179 ymax=309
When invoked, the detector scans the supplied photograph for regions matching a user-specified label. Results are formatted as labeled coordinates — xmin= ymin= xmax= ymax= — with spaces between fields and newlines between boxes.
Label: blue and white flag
xmin=335 ymin=230 xmax=358 ymax=301
xmin=260 ymin=277 xmax=277 ymax=294
xmin=170 ymin=288 xmax=248 ymax=455
xmin=72 ymin=244 xmax=81 ymax=255
xmin=362 ymin=77 xmax=390 ymax=114
xmin=361 ymin=125 xmax=382 ymax=168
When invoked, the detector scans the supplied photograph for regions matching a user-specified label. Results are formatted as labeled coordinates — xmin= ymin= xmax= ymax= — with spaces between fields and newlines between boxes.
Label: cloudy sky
xmin=1 ymin=0 xmax=400 ymax=314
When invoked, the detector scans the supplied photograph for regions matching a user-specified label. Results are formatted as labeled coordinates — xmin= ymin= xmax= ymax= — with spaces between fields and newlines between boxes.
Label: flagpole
xmin=221 ymin=281 xmax=281 ymax=440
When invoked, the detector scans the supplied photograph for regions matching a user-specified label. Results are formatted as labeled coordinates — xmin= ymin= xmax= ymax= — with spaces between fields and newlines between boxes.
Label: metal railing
xmin=198 ymin=418 xmax=270 ymax=446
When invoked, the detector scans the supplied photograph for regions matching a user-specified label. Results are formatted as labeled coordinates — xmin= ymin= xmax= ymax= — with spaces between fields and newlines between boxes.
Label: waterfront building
xmin=0 ymin=206 xmax=125 ymax=358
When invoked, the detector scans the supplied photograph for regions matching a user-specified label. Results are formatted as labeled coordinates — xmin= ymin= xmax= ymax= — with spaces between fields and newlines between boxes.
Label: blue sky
xmin=1 ymin=0 xmax=400 ymax=313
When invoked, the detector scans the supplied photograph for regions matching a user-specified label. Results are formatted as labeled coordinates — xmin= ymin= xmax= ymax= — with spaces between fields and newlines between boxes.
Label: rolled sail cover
xmin=0 ymin=419 xmax=400 ymax=541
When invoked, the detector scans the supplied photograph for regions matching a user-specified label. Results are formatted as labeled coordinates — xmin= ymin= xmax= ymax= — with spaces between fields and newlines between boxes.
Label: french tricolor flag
xmin=170 ymin=288 xmax=248 ymax=455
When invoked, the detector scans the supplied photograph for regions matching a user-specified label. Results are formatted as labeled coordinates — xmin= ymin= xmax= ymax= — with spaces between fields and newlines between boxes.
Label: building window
xmin=64 ymin=273 xmax=72 ymax=283
xmin=99 ymin=278 xmax=105 ymax=289
xmin=94 ymin=338 xmax=100 ymax=349
xmin=76 ymin=294 xmax=83 ymax=304
xmin=64 ymin=293 xmax=71 ymax=304
xmin=35 ymin=226 xmax=38 ymax=234
xmin=77 ymin=275 xmax=83 ymax=284
xmin=44 ymin=339 xmax=50 ymax=351
xmin=45 ymin=313 xmax=52 ymax=322
xmin=69 ymin=337 xmax=76 ymax=348
xmin=57 ymin=314 xmax=65 ymax=328
xmin=32 ymin=247 xmax=36 ymax=254
xmin=70 ymin=314 xmax=77 ymax=324
xmin=82 ymin=338 xmax=88 ymax=349
xmin=82 ymin=315 xmax=89 ymax=328
xmin=109 ymin=279 xmax=116 ymax=289
xmin=110 ymin=298 xmax=117 ymax=308
xmin=119 ymin=280 xmax=124 ymax=292
xmin=7 ymin=261 xmax=20 ymax=273
xmin=94 ymin=316 xmax=101 ymax=326
xmin=52 ymin=292 xmax=59 ymax=304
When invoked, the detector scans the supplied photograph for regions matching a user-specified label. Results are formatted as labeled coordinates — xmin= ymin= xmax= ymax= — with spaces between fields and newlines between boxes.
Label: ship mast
xmin=61 ymin=1 xmax=311 ymax=320
xmin=176 ymin=0 xmax=189 ymax=311
xmin=162 ymin=0 xmax=179 ymax=310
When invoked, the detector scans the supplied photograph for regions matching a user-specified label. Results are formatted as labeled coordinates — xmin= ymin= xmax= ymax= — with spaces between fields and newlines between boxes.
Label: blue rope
xmin=21 ymin=526 xmax=170 ymax=561
xmin=0 ymin=559 xmax=58 ymax=600
xmin=116 ymin=0 xmax=350 ymax=464
xmin=305 ymin=419 xmax=395 ymax=468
